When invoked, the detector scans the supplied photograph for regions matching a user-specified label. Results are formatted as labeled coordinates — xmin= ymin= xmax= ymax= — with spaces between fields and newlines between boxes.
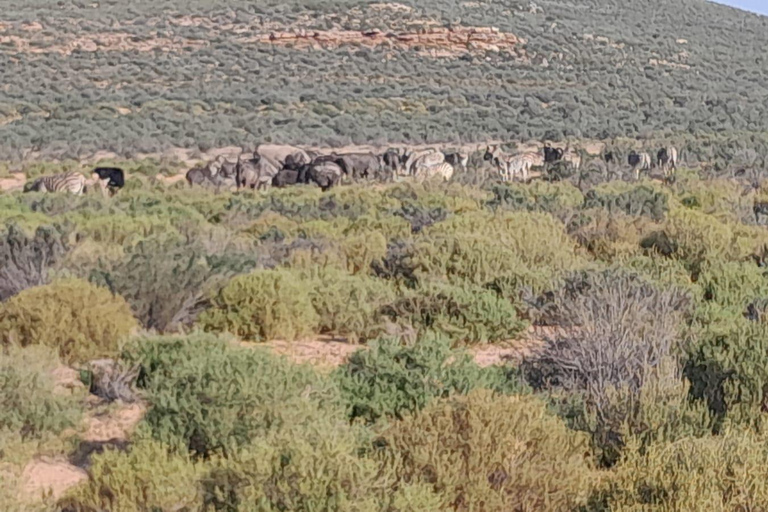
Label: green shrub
xmin=203 ymin=420 xmax=384 ymax=512
xmin=306 ymin=267 xmax=397 ymax=343
xmin=685 ymin=319 xmax=768 ymax=426
xmin=697 ymin=261 xmax=768 ymax=311
xmin=334 ymin=334 xmax=525 ymax=424
xmin=380 ymin=281 xmax=527 ymax=345
xmin=487 ymin=180 xmax=584 ymax=214
xmin=123 ymin=334 xmax=344 ymax=457
xmin=0 ymin=278 xmax=137 ymax=363
xmin=665 ymin=208 xmax=768 ymax=269
xmin=584 ymin=182 xmax=669 ymax=220
xmin=198 ymin=269 xmax=319 ymax=342
xmin=0 ymin=345 xmax=83 ymax=440
xmin=61 ymin=439 xmax=203 ymax=512
xmin=413 ymin=211 xmax=579 ymax=292
xmin=604 ymin=430 xmax=768 ymax=511
xmin=678 ymin=178 xmax=753 ymax=223
xmin=379 ymin=390 xmax=597 ymax=512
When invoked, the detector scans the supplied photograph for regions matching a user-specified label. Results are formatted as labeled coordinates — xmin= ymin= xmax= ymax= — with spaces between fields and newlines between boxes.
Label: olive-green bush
xmin=413 ymin=211 xmax=579 ymax=292
xmin=0 ymin=345 xmax=83 ymax=440
xmin=61 ymin=439 xmax=204 ymax=512
xmin=604 ymin=430 xmax=768 ymax=511
xmin=198 ymin=269 xmax=319 ymax=342
xmin=203 ymin=421 xmax=384 ymax=512
xmin=334 ymin=334 xmax=525 ymax=424
xmin=306 ymin=267 xmax=397 ymax=342
xmin=379 ymin=390 xmax=598 ymax=512
xmin=381 ymin=281 xmax=527 ymax=345
xmin=0 ymin=278 xmax=137 ymax=363
xmin=665 ymin=208 xmax=768 ymax=269
xmin=685 ymin=319 xmax=768 ymax=426
xmin=123 ymin=334 xmax=344 ymax=457
xmin=584 ymin=182 xmax=670 ymax=220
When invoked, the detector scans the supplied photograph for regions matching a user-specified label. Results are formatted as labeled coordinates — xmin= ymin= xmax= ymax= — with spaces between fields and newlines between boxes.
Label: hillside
xmin=1 ymin=0 xmax=767 ymax=162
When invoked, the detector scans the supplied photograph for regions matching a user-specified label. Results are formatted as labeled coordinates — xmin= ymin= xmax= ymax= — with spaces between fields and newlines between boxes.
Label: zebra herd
xmin=18 ymin=143 xmax=681 ymax=196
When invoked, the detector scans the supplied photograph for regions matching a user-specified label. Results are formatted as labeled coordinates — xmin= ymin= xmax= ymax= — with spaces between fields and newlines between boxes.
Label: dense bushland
xmin=7 ymin=160 xmax=768 ymax=510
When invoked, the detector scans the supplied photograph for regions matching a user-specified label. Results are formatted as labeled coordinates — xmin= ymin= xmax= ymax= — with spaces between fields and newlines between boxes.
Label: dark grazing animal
xmin=657 ymin=146 xmax=679 ymax=176
xmin=381 ymin=148 xmax=402 ymax=174
xmin=186 ymin=156 xmax=237 ymax=190
xmin=302 ymin=161 xmax=343 ymax=191
xmin=24 ymin=172 xmax=86 ymax=195
xmin=543 ymin=145 xmax=565 ymax=163
xmin=628 ymin=151 xmax=652 ymax=179
xmin=92 ymin=167 xmax=125 ymax=189
xmin=272 ymin=168 xmax=302 ymax=188
xmin=335 ymin=152 xmax=381 ymax=180
xmin=444 ymin=151 xmax=469 ymax=171
xmin=254 ymin=144 xmax=310 ymax=168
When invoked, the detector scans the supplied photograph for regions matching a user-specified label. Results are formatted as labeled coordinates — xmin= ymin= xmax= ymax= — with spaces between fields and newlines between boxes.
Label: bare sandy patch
xmin=248 ymin=26 xmax=525 ymax=58
xmin=83 ymin=402 xmax=145 ymax=444
xmin=264 ymin=338 xmax=362 ymax=369
xmin=21 ymin=458 xmax=87 ymax=501
xmin=0 ymin=173 xmax=26 ymax=191
xmin=1 ymin=31 xmax=207 ymax=56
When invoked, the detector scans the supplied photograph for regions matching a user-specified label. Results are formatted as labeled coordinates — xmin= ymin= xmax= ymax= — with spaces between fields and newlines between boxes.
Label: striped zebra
xmin=402 ymin=148 xmax=438 ymax=176
xmin=444 ymin=151 xmax=469 ymax=172
xmin=628 ymin=151 xmax=652 ymax=180
xmin=414 ymin=162 xmax=454 ymax=182
xmin=24 ymin=171 xmax=86 ymax=195
xmin=562 ymin=149 xmax=581 ymax=171
xmin=484 ymin=146 xmax=538 ymax=182
xmin=657 ymin=146 xmax=678 ymax=177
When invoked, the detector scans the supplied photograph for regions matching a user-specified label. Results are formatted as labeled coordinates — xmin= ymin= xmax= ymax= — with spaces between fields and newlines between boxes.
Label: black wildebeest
xmin=543 ymin=145 xmax=564 ymax=164
xmin=91 ymin=167 xmax=125 ymax=197
xmin=657 ymin=146 xmax=679 ymax=177
xmin=272 ymin=168 xmax=302 ymax=188
xmin=302 ymin=161 xmax=343 ymax=191
xmin=628 ymin=151 xmax=652 ymax=179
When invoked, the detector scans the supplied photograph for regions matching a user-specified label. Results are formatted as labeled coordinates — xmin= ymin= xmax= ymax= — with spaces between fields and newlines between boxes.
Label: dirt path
xmin=19 ymin=367 xmax=146 ymax=503
xmin=259 ymin=326 xmax=548 ymax=369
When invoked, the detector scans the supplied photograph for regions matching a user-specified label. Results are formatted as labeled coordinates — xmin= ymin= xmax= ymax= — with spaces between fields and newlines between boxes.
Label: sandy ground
xmin=19 ymin=368 xmax=145 ymax=503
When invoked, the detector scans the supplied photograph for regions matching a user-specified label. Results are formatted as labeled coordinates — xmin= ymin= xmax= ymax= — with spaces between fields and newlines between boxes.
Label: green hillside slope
xmin=0 ymin=0 xmax=766 ymax=160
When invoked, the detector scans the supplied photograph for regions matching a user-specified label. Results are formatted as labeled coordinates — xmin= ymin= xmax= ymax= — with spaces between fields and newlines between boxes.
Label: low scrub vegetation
xmin=6 ymin=162 xmax=768 ymax=510
xmin=0 ymin=278 xmax=137 ymax=363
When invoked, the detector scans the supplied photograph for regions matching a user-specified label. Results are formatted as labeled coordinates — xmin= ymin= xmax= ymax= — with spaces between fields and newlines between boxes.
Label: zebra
xmin=24 ymin=171 xmax=86 ymax=195
xmin=401 ymin=148 xmax=438 ymax=177
xmin=444 ymin=151 xmax=469 ymax=172
xmin=657 ymin=146 xmax=678 ymax=177
xmin=485 ymin=146 xmax=539 ymax=182
xmin=413 ymin=162 xmax=455 ymax=182
xmin=562 ymin=149 xmax=581 ymax=171
xmin=628 ymin=151 xmax=652 ymax=180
